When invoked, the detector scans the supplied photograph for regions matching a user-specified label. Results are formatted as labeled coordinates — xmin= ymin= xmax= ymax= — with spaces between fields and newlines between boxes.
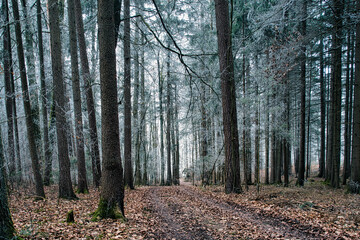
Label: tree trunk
xmin=140 ymin=41 xmax=147 ymax=186
xmin=265 ymin=95 xmax=270 ymax=184
xmin=343 ymin=30 xmax=353 ymax=184
xmin=20 ymin=0 xmax=42 ymax=155
xmin=133 ymin=13 xmax=141 ymax=186
xmin=123 ymin=0 xmax=134 ymax=189
xmin=318 ymin=33 xmax=326 ymax=178
xmin=330 ymin=0 xmax=344 ymax=189
xmin=200 ymin=83 xmax=208 ymax=185
xmin=215 ymin=0 xmax=242 ymax=193
xmin=2 ymin=0 xmax=16 ymax=182
xmin=68 ymin=0 xmax=88 ymax=193
xmin=96 ymin=0 xmax=124 ymax=218
xmin=158 ymin=55 xmax=165 ymax=185
xmin=297 ymin=0 xmax=307 ymax=187
xmin=12 ymin=0 xmax=45 ymax=198
xmin=37 ymin=0 xmax=52 ymax=186
xmin=255 ymin=81 xmax=260 ymax=187
xmin=349 ymin=0 xmax=360 ymax=193
xmin=166 ymin=41 xmax=172 ymax=186
xmin=0 ymin=126 xmax=15 ymax=239
xmin=174 ymin=84 xmax=180 ymax=185
xmin=74 ymin=0 xmax=101 ymax=187
xmin=306 ymin=71 xmax=312 ymax=179
xmin=48 ymin=0 xmax=76 ymax=199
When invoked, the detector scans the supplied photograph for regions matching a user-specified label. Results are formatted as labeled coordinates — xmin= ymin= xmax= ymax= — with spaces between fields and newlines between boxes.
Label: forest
xmin=0 ymin=0 xmax=360 ymax=239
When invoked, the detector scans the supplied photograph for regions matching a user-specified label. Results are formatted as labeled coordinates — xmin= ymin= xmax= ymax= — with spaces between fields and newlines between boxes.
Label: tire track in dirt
xmin=144 ymin=187 xmax=214 ymax=240
xmin=177 ymin=186 xmax=332 ymax=239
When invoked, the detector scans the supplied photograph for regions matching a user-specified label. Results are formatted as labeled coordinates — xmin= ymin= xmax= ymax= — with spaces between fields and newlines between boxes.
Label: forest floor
xmin=9 ymin=178 xmax=360 ymax=239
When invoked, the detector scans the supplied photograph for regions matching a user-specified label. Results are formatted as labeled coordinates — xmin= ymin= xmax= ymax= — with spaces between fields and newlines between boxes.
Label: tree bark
xmin=37 ymin=0 xmax=52 ymax=186
xmin=97 ymin=0 xmax=124 ymax=217
xmin=349 ymin=0 xmax=360 ymax=193
xmin=123 ymin=0 xmax=134 ymax=189
xmin=74 ymin=0 xmax=102 ymax=187
xmin=318 ymin=33 xmax=326 ymax=178
xmin=166 ymin=41 xmax=172 ymax=186
xmin=215 ymin=0 xmax=242 ymax=193
xmin=158 ymin=55 xmax=165 ymax=185
xmin=68 ymin=0 xmax=88 ymax=193
xmin=12 ymin=0 xmax=45 ymax=198
xmin=0 ymin=126 xmax=14 ymax=239
xmin=48 ymin=0 xmax=77 ymax=199
xmin=297 ymin=0 xmax=307 ymax=187
xmin=2 ymin=0 xmax=16 ymax=182
xmin=330 ymin=0 xmax=344 ymax=189
xmin=343 ymin=30 xmax=353 ymax=184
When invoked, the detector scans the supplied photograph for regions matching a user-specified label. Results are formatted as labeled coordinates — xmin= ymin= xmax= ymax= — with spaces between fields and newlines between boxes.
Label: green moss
xmin=66 ymin=210 xmax=75 ymax=223
xmin=76 ymin=188 xmax=89 ymax=194
xmin=91 ymin=198 xmax=124 ymax=221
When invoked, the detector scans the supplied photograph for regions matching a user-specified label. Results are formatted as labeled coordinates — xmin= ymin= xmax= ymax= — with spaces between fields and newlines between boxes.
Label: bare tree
xmin=11 ymin=0 xmax=45 ymax=198
xmin=215 ymin=0 xmax=242 ymax=193
xmin=48 ymin=0 xmax=76 ymax=199
xmin=95 ymin=0 xmax=125 ymax=218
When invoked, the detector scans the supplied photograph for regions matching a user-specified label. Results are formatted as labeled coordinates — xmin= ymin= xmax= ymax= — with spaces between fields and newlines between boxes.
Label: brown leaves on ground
xmin=9 ymin=179 xmax=360 ymax=239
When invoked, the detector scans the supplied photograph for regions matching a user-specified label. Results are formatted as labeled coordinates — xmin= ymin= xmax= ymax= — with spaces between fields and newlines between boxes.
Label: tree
xmin=215 ymin=0 xmax=242 ymax=194
xmin=37 ymin=0 xmax=52 ymax=186
xmin=297 ymin=0 xmax=307 ymax=187
xmin=123 ymin=0 xmax=134 ymax=189
xmin=74 ymin=0 xmax=102 ymax=187
xmin=349 ymin=0 xmax=360 ymax=193
xmin=166 ymin=41 xmax=172 ymax=186
xmin=68 ymin=0 xmax=88 ymax=193
xmin=2 ymin=0 xmax=16 ymax=182
xmin=330 ymin=0 xmax=344 ymax=188
xmin=11 ymin=0 xmax=45 ymax=198
xmin=0 ymin=126 xmax=15 ymax=239
xmin=158 ymin=55 xmax=165 ymax=185
xmin=95 ymin=0 xmax=124 ymax=219
xmin=48 ymin=0 xmax=77 ymax=199
xmin=318 ymin=25 xmax=326 ymax=178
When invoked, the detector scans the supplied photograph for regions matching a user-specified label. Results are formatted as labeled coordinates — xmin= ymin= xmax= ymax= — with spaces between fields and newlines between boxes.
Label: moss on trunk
xmin=91 ymin=198 xmax=124 ymax=221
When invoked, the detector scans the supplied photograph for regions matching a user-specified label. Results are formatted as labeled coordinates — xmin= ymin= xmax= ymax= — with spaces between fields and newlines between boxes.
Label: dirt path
xmin=141 ymin=185 xmax=332 ymax=240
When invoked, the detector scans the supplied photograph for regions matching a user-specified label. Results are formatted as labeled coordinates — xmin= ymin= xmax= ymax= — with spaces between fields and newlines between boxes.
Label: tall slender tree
xmin=95 ymin=0 xmax=124 ymax=218
xmin=74 ymin=0 xmax=102 ymax=187
xmin=123 ymin=0 xmax=134 ymax=189
xmin=0 ymin=126 xmax=14 ymax=239
xmin=2 ymin=0 xmax=16 ymax=182
xmin=349 ymin=0 xmax=360 ymax=193
xmin=330 ymin=0 xmax=344 ymax=189
xmin=68 ymin=0 xmax=88 ymax=193
xmin=11 ymin=0 xmax=45 ymax=198
xmin=215 ymin=0 xmax=242 ymax=193
xmin=48 ymin=0 xmax=77 ymax=199
xmin=37 ymin=0 xmax=52 ymax=186
xmin=166 ymin=41 xmax=172 ymax=186
xmin=297 ymin=0 xmax=307 ymax=187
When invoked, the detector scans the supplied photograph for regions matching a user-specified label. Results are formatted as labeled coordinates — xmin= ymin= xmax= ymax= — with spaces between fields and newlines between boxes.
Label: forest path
xmin=141 ymin=185 xmax=328 ymax=239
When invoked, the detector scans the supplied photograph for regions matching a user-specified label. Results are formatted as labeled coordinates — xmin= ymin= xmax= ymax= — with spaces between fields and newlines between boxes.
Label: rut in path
xmin=142 ymin=185 xmax=331 ymax=240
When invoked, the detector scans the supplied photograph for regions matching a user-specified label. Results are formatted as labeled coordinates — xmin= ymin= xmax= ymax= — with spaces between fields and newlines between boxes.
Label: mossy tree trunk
xmin=97 ymin=0 xmax=125 ymax=218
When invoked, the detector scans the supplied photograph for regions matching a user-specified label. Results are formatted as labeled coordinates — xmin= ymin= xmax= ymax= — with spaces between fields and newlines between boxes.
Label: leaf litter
xmin=9 ymin=179 xmax=360 ymax=239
